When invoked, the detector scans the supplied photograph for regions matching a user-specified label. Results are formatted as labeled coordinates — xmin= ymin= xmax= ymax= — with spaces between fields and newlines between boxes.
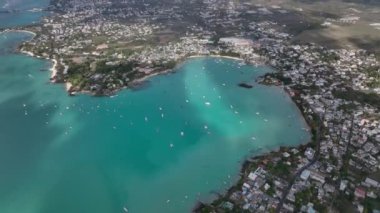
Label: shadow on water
xmin=0 ymin=92 xmax=61 ymax=199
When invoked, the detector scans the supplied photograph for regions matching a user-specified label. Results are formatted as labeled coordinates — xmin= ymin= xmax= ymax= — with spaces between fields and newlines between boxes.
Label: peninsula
xmin=3 ymin=0 xmax=380 ymax=212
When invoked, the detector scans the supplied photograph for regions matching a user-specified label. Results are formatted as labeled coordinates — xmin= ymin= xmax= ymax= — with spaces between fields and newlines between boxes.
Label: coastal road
xmin=275 ymin=117 xmax=322 ymax=213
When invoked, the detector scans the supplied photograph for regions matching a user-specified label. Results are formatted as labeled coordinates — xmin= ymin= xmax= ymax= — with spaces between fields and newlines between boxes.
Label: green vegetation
xmin=320 ymin=51 xmax=340 ymax=63
xmin=337 ymin=103 xmax=358 ymax=112
xmin=266 ymin=160 xmax=291 ymax=181
xmin=362 ymin=66 xmax=380 ymax=88
xmin=67 ymin=61 xmax=91 ymax=75
xmin=340 ymin=152 xmax=352 ymax=178
xmin=210 ymin=35 xmax=220 ymax=46
xmin=363 ymin=197 xmax=380 ymax=213
xmin=161 ymin=60 xmax=177 ymax=70
xmin=66 ymin=61 xmax=92 ymax=88
xmin=219 ymin=51 xmax=241 ymax=58
xmin=265 ymin=180 xmax=276 ymax=196
xmin=92 ymin=36 xmax=109 ymax=45
xmin=95 ymin=61 xmax=135 ymax=74
xmin=333 ymin=193 xmax=357 ymax=213
xmin=120 ymin=49 xmax=135 ymax=58
xmin=266 ymin=73 xmax=293 ymax=85
xmin=294 ymin=187 xmax=327 ymax=212
xmin=65 ymin=59 xmax=138 ymax=91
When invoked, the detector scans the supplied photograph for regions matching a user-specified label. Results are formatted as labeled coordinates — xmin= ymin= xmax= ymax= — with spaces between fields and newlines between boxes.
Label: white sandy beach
xmin=20 ymin=49 xmax=35 ymax=57
xmin=1 ymin=29 xmax=37 ymax=38
xmin=20 ymin=50 xmax=58 ymax=84
xmin=50 ymin=59 xmax=58 ymax=81
xmin=10 ymin=29 xmax=59 ymax=83
xmin=65 ymin=82 xmax=73 ymax=92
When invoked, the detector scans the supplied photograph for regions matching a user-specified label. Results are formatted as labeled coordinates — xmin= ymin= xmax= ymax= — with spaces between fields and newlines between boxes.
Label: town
xmin=3 ymin=0 xmax=379 ymax=212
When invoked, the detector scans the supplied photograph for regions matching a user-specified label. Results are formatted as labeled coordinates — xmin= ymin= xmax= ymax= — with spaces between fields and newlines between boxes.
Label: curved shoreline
xmin=188 ymin=54 xmax=244 ymax=61
xmin=9 ymin=26 xmax=314 ymax=211
xmin=2 ymin=36 xmax=312 ymax=211
xmin=0 ymin=30 xmax=56 ymax=79
xmin=50 ymin=58 xmax=58 ymax=81
xmin=1 ymin=29 xmax=37 ymax=37
xmin=55 ymin=54 xmax=257 ymax=96
xmin=194 ymin=86 xmax=317 ymax=212
xmin=3 ymin=30 xmax=60 ymax=88
xmin=8 ymin=28 xmax=314 ymax=212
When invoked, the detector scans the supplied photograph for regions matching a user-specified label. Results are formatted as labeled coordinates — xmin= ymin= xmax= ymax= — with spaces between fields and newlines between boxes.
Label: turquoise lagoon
xmin=0 ymin=31 xmax=310 ymax=212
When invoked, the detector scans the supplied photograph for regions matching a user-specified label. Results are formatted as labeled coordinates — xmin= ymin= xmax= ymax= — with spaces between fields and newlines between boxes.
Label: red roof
xmin=354 ymin=187 xmax=366 ymax=199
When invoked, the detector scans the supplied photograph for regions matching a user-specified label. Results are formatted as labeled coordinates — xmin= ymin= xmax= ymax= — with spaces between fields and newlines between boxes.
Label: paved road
xmin=275 ymin=119 xmax=322 ymax=213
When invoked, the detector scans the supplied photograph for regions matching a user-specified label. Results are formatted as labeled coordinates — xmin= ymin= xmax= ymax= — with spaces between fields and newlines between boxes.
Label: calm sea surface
xmin=0 ymin=2 xmax=310 ymax=212
xmin=0 ymin=0 xmax=49 ymax=29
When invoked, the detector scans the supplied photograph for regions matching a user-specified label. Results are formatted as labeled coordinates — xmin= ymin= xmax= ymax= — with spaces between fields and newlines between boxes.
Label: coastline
xmin=188 ymin=54 xmax=244 ymax=61
xmin=130 ymin=68 xmax=174 ymax=85
xmin=125 ymin=54 xmax=315 ymax=212
xmin=1 ymin=29 xmax=37 ymax=38
xmin=194 ymin=86 xmax=318 ymax=212
xmin=8 ymin=29 xmax=60 ymax=87
xmin=3 ymin=0 xmax=379 ymax=211
xmin=50 ymin=58 xmax=58 ymax=82
xmin=65 ymin=82 xmax=73 ymax=92
xmin=19 ymin=47 xmax=59 ymax=87
xmin=127 ymin=54 xmax=248 ymax=90
xmin=8 ymin=19 xmax=322 ymax=211
xmin=20 ymin=49 xmax=36 ymax=57
xmin=3 ymin=35 xmax=317 ymax=213
xmin=17 ymin=39 xmax=317 ymax=210
xmin=3 ymin=29 xmax=58 ymax=83
xmin=61 ymin=54 xmax=250 ymax=96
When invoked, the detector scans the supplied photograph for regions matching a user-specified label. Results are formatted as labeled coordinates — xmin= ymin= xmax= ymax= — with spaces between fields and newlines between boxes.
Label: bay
xmin=0 ymin=32 xmax=310 ymax=212
xmin=0 ymin=3 xmax=310 ymax=211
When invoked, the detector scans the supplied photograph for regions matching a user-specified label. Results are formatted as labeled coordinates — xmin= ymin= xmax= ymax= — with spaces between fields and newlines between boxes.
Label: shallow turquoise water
xmin=0 ymin=32 xmax=310 ymax=213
